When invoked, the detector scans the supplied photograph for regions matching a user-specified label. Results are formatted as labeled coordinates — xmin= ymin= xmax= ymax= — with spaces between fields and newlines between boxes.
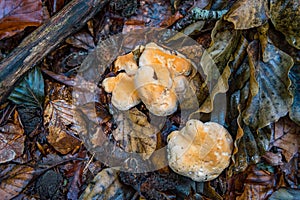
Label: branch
xmin=0 ymin=0 xmax=109 ymax=104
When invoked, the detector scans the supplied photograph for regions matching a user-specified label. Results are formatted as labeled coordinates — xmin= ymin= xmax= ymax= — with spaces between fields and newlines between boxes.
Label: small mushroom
xmin=139 ymin=42 xmax=192 ymax=76
xmin=134 ymin=66 xmax=177 ymax=116
xmin=114 ymin=52 xmax=138 ymax=76
xmin=102 ymin=73 xmax=140 ymax=110
xmin=167 ymin=119 xmax=233 ymax=182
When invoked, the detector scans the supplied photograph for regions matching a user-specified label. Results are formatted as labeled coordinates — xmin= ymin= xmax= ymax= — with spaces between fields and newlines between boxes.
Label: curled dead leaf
xmin=195 ymin=19 xmax=240 ymax=114
xmin=224 ymin=0 xmax=269 ymax=29
xmin=243 ymin=40 xmax=294 ymax=130
xmin=270 ymin=0 xmax=300 ymax=49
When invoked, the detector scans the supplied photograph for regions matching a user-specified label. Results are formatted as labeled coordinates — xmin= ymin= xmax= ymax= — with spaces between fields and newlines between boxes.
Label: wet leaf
xmin=17 ymin=105 xmax=43 ymax=134
xmin=82 ymin=168 xmax=135 ymax=200
xmin=289 ymin=65 xmax=300 ymax=125
xmin=196 ymin=19 xmax=241 ymax=114
xmin=273 ymin=117 xmax=300 ymax=162
xmin=224 ymin=0 xmax=269 ymax=29
xmin=0 ymin=0 xmax=44 ymax=40
xmin=44 ymin=100 xmax=81 ymax=154
xmin=236 ymin=165 xmax=275 ymax=200
xmin=0 ymin=110 xmax=25 ymax=164
xmin=231 ymin=123 xmax=261 ymax=174
xmin=112 ymin=108 xmax=158 ymax=160
xmin=269 ymin=188 xmax=300 ymax=200
xmin=159 ymin=11 xmax=183 ymax=28
xmin=228 ymin=81 xmax=271 ymax=175
xmin=66 ymin=31 xmax=95 ymax=51
xmin=36 ymin=170 xmax=63 ymax=200
xmin=119 ymin=170 xmax=178 ymax=199
xmin=270 ymin=0 xmax=300 ymax=49
xmin=243 ymin=40 xmax=294 ymax=130
xmin=8 ymin=67 xmax=44 ymax=108
xmin=0 ymin=165 xmax=35 ymax=200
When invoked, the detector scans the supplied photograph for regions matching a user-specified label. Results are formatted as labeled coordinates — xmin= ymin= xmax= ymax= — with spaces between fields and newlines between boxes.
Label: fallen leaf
xmin=224 ymin=0 xmax=269 ymax=29
xmin=262 ymin=151 xmax=283 ymax=166
xmin=269 ymin=188 xmax=300 ymax=200
xmin=159 ymin=11 xmax=183 ymax=28
xmin=17 ymin=105 xmax=43 ymax=134
xmin=44 ymin=100 xmax=81 ymax=154
xmin=236 ymin=166 xmax=275 ymax=200
xmin=66 ymin=31 xmax=95 ymax=51
xmin=0 ymin=110 xmax=25 ymax=164
xmin=273 ymin=117 xmax=300 ymax=162
xmin=243 ymin=40 xmax=294 ymax=130
xmin=82 ymin=168 xmax=135 ymax=200
xmin=36 ymin=170 xmax=63 ymax=200
xmin=0 ymin=0 xmax=44 ymax=40
xmin=289 ymin=65 xmax=300 ymax=125
xmin=8 ymin=67 xmax=44 ymax=108
xmin=112 ymin=108 xmax=158 ymax=160
xmin=270 ymin=0 xmax=300 ymax=49
xmin=0 ymin=165 xmax=35 ymax=200
xmin=195 ymin=19 xmax=241 ymax=114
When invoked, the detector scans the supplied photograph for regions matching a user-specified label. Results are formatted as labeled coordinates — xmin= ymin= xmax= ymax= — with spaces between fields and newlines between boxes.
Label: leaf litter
xmin=0 ymin=0 xmax=300 ymax=199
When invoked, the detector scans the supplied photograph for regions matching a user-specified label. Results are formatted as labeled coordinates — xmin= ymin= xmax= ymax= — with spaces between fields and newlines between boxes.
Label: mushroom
xmin=139 ymin=42 xmax=192 ymax=76
xmin=134 ymin=66 xmax=177 ymax=116
xmin=102 ymin=73 xmax=140 ymax=110
xmin=114 ymin=52 xmax=138 ymax=76
xmin=167 ymin=119 xmax=233 ymax=182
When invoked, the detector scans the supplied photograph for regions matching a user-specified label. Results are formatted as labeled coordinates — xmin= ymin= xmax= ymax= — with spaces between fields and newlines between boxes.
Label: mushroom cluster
xmin=167 ymin=119 xmax=233 ymax=182
xmin=102 ymin=43 xmax=193 ymax=116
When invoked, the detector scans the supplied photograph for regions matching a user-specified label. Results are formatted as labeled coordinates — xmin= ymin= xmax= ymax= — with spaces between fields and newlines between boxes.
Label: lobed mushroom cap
xmin=114 ymin=52 xmax=138 ymax=76
xmin=102 ymin=73 xmax=140 ymax=110
xmin=139 ymin=42 xmax=192 ymax=76
xmin=167 ymin=119 xmax=233 ymax=182
xmin=134 ymin=66 xmax=177 ymax=116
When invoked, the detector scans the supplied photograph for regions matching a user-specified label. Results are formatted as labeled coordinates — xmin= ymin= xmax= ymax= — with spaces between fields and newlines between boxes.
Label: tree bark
xmin=0 ymin=0 xmax=109 ymax=104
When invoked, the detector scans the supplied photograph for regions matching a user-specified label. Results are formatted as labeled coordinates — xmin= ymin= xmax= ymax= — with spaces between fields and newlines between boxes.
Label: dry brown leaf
xmin=0 ymin=110 xmax=25 ymax=164
xmin=0 ymin=165 xmax=35 ymax=200
xmin=112 ymin=108 xmax=158 ymax=160
xmin=236 ymin=166 xmax=275 ymax=200
xmin=273 ymin=117 xmax=300 ymax=162
xmin=0 ymin=0 xmax=44 ymax=40
xmin=159 ymin=11 xmax=183 ymax=28
xmin=44 ymin=100 xmax=81 ymax=154
xmin=224 ymin=0 xmax=269 ymax=29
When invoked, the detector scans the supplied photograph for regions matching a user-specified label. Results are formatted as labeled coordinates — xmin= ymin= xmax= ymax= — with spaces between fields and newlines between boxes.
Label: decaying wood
xmin=0 ymin=0 xmax=109 ymax=104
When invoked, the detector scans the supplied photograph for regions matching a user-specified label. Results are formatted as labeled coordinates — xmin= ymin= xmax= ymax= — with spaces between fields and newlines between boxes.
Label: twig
xmin=173 ymin=7 xmax=228 ymax=30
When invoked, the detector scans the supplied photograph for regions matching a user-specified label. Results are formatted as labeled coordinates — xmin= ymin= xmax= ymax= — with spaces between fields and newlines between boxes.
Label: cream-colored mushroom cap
xmin=114 ymin=52 xmax=138 ymax=76
xmin=134 ymin=66 xmax=177 ymax=116
xmin=167 ymin=119 xmax=233 ymax=182
xmin=139 ymin=42 xmax=192 ymax=76
xmin=102 ymin=73 xmax=140 ymax=110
